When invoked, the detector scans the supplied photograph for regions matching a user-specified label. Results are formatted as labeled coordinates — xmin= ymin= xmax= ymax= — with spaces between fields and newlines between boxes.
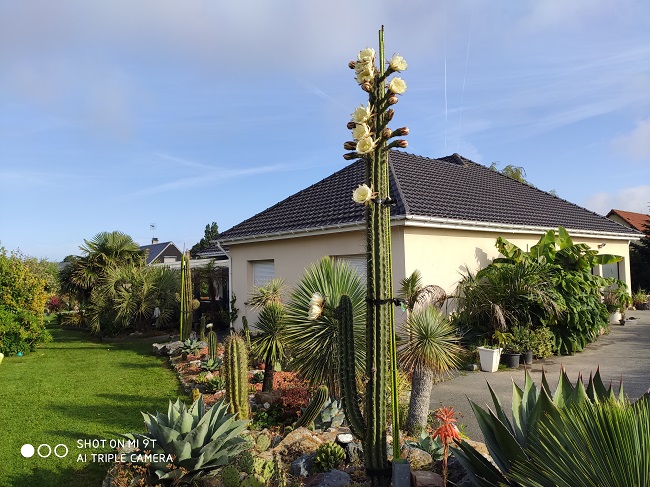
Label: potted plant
xmin=605 ymin=282 xmax=633 ymax=325
xmin=632 ymin=289 xmax=648 ymax=311
xmin=511 ymin=326 xmax=534 ymax=366
xmin=477 ymin=330 xmax=510 ymax=372
xmin=499 ymin=330 xmax=520 ymax=369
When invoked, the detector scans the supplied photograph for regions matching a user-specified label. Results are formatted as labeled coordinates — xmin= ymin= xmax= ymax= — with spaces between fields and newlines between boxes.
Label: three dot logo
xmin=21 ymin=443 xmax=68 ymax=458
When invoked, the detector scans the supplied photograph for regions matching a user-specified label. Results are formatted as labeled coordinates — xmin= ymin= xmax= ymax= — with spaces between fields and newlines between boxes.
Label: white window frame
xmin=251 ymin=260 xmax=275 ymax=287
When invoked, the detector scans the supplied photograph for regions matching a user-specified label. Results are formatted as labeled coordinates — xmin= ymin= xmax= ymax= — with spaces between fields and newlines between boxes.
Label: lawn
xmin=0 ymin=326 xmax=187 ymax=487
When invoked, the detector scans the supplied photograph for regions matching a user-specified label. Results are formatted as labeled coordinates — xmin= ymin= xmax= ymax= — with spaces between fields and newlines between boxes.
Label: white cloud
xmin=612 ymin=118 xmax=650 ymax=161
xmin=585 ymin=186 xmax=650 ymax=215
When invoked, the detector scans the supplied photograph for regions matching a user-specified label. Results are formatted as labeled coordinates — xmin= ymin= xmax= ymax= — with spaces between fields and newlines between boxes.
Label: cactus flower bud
xmin=349 ymin=61 xmax=357 ymax=70
xmin=388 ymin=96 xmax=399 ymax=105
xmin=382 ymin=128 xmax=393 ymax=139
xmin=392 ymin=127 xmax=409 ymax=137
xmin=343 ymin=152 xmax=359 ymax=160
xmin=347 ymin=121 xmax=356 ymax=130
xmin=344 ymin=141 xmax=357 ymax=151
xmin=361 ymin=82 xmax=372 ymax=92
xmin=396 ymin=139 xmax=408 ymax=148
xmin=386 ymin=109 xmax=394 ymax=121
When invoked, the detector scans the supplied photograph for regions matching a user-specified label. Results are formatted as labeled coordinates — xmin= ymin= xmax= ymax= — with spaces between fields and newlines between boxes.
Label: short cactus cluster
xmin=314 ymin=442 xmax=346 ymax=472
xmin=221 ymin=439 xmax=277 ymax=487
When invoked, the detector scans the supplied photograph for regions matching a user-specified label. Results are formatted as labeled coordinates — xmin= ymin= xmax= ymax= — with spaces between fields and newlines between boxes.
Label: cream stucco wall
xmin=227 ymin=224 xmax=633 ymax=329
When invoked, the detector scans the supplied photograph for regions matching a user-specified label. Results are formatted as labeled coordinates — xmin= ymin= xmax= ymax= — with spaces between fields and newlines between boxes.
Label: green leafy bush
xmin=0 ymin=306 xmax=51 ymax=356
xmin=530 ymin=326 xmax=554 ymax=358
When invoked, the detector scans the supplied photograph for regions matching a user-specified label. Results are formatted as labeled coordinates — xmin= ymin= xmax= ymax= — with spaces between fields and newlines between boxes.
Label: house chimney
xmin=152 ymin=237 xmax=159 ymax=244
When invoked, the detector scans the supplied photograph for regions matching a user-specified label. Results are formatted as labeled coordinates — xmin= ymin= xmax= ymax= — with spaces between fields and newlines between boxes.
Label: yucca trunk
xmin=405 ymin=363 xmax=436 ymax=436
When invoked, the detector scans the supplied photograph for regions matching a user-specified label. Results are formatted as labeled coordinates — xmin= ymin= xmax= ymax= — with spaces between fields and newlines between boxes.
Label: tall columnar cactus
xmin=224 ymin=334 xmax=249 ymax=420
xmin=207 ymin=330 xmax=218 ymax=360
xmin=294 ymin=385 xmax=329 ymax=429
xmin=242 ymin=316 xmax=251 ymax=349
xmin=340 ymin=28 xmax=408 ymax=486
xmin=200 ymin=314 xmax=206 ymax=341
xmin=179 ymin=251 xmax=193 ymax=341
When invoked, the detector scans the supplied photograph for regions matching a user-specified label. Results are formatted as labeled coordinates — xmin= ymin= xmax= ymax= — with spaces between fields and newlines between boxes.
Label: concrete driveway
xmin=428 ymin=310 xmax=650 ymax=441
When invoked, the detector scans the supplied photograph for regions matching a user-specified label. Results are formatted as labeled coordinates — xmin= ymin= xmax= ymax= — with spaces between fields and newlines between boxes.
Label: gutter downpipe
xmin=216 ymin=240 xmax=234 ymax=331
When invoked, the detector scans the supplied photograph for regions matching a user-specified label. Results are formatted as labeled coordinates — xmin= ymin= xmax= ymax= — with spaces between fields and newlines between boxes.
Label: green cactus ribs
xmin=224 ymin=334 xmax=250 ymax=420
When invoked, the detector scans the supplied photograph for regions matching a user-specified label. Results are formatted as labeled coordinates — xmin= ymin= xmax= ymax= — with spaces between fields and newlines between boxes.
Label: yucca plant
xmin=450 ymin=368 xmax=630 ymax=486
xmin=251 ymin=301 xmax=287 ymax=392
xmin=398 ymin=305 xmax=462 ymax=435
xmin=248 ymin=278 xmax=286 ymax=308
xmin=123 ymin=396 xmax=249 ymax=485
xmin=284 ymin=256 xmax=365 ymax=396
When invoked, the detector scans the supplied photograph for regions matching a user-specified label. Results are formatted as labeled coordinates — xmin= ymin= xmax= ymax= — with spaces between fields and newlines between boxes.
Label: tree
xmin=398 ymin=306 xmax=462 ymax=435
xmin=489 ymin=161 xmax=529 ymax=183
xmin=190 ymin=222 xmax=219 ymax=258
xmin=630 ymin=211 xmax=650 ymax=291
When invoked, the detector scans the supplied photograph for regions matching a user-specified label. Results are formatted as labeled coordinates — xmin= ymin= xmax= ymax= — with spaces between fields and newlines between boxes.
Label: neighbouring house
xmin=204 ymin=151 xmax=642 ymax=329
xmin=139 ymin=238 xmax=183 ymax=265
xmin=606 ymin=209 xmax=650 ymax=237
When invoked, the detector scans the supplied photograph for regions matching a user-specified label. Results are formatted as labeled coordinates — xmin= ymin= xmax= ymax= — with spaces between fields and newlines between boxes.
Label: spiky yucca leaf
xmin=124 ymin=396 xmax=249 ymax=484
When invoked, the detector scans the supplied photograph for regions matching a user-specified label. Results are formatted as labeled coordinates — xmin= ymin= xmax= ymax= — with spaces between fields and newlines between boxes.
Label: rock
xmin=290 ymin=453 xmax=316 ymax=477
xmin=336 ymin=433 xmax=354 ymax=444
xmin=341 ymin=441 xmax=364 ymax=466
xmin=189 ymin=360 xmax=202 ymax=367
xmin=411 ymin=470 xmax=444 ymax=487
xmin=263 ymin=402 xmax=271 ymax=410
xmin=466 ymin=363 xmax=479 ymax=371
xmin=273 ymin=427 xmax=324 ymax=458
xmin=462 ymin=438 xmax=490 ymax=459
xmin=304 ymin=469 xmax=352 ymax=487
xmin=401 ymin=445 xmax=433 ymax=470
xmin=254 ymin=390 xmax=282 ymax=406
xmin=152 ymin=340 xmax=183 ymax=357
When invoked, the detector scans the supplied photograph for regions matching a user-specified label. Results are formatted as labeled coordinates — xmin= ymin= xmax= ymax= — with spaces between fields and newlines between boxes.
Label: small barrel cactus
xmin=294 ymin=385 xmax=328 ymax=429
xmin=256 ymin=434 xmax=271 ymax=453
xmin=221 ymin=465 xmax=241 ymax=487
xmin=314 ymin=442 xmax=346 ymax=472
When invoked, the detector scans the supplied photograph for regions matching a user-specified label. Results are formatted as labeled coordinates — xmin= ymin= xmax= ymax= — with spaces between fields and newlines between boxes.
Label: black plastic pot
xmin=520 ymin=350 xmax=533 ymax=366
xmin=501 ymin=352 xmax=521 ymax=369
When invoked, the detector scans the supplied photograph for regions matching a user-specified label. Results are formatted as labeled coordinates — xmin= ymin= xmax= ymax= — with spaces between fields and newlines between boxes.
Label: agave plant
xmin=450 ymin=367 xmax=631 ymax=486
xmin=180 ymin=338 xmax=202 ymax=356
xmin=123 ymin=396 xmax=249 ymax=484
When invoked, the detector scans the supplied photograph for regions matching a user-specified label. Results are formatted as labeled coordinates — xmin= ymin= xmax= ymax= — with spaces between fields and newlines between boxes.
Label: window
xmin=601 ymin=262 xmax=620 ymax=280
xmin=252 ymin=260 xmax=275 ymax=287
xmin=333 ymin=254 xmax=367 ymax=278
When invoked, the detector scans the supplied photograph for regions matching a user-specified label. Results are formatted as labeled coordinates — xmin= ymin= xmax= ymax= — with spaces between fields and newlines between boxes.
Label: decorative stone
xmin=290 ymin=453 xmax=316 ymax=477
xmin=341 ymin=441 xmax=364 ymax=465
xmin=255 ymin=390 xmax=282 ymax=406
xmin=411 ymin=470 xmax=444 ymax=487
xmin=152 ymin=340 xmax=183 ymax=357
xmin=336 ymin=433 xmax=354 ymax=444
xmin=304 ymin=469 xmax=352 ymax=487
xmin=189 ymin=360 xmax=201 ymax=367
xmin=263 ymin=402 xmax=271 ymax=410
xmin=273 ymin=427 xmax=323 ymax=458
xmin=401 ymin=445 xmax=432 ymax=470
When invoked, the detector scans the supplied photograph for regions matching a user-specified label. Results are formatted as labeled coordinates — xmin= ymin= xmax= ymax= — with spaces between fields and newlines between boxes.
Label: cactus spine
xmin=293 ymin=385 xmax=329 ymax=429
xmin=224 ymin=334 xmax=249 ymax=420
xmin=207 ymin=330 xmax=218 ymax=360
xmin=200 ymin=314 xmax=206 ymax=341
xmin=338 ymin=28 xmax=407 ymax=486
xmin=179 ymin=251 xmax=193 ymax=341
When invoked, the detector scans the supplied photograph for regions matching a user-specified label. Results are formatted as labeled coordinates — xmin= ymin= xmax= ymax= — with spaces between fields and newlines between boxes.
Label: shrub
xmin=530 ymin=326 xmax=554 ymax=358
xmin=0 ymin=306 xmax=51 ymax=356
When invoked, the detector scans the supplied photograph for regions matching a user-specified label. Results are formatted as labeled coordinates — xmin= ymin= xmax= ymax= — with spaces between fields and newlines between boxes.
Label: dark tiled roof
xmin=215 ymin=151 xmax=638 ymax=243
xmin=139 ymin=241 xmax=179 ymax=265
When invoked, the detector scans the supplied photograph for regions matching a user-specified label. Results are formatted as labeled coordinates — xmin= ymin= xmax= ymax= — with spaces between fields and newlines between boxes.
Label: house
xmin=139 ymin=238 xmax=183 ymax=265
xmin=205 ymin=151 xmax=642 ymax=329
xmin=606 ymin=209 xmax=650 ymax=237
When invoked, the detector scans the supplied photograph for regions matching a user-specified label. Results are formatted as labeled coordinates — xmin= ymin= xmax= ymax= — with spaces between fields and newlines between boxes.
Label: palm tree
xmin=284 ymin=257 xmax=366 ymax=396
xmin=251 ymin=302 xmax=286 ymax=392
xmin=399 ymin=305 xmax=462 ymax=435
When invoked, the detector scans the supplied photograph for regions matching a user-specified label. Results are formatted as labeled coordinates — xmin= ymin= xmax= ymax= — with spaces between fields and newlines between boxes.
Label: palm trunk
xmin=406 ymin=363 xmax=435 ymax=436
xmin=262 ymin=361 xmax=274 ymax=392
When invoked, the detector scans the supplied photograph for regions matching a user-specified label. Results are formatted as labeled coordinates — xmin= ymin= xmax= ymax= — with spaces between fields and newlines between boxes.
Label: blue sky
xmin=1 ymin=0 xmax=649 ymax=261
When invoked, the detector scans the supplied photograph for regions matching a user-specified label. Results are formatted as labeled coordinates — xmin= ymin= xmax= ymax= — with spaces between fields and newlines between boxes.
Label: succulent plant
xmin=255 ymin=434 xmax=271 ymax=453
xmin=451 ymin=368 xmax=628 ymax=486
xmin=404 ymin=431 xmax=445 ymax=461
xmin=220 ymin=465 xmax=241 ymax=487
xmin=224 ymin=333 xmax=250 ymax=420
xmin=202 ymin=357 xmax=223 ymax=372
xmin=207 ymin=330 xmax=219 ymax=360
xmin=180 ymin=337 xmax=202 ymax=356
xmin=205 ymin=376 xmax=226 ymax=393
xmin=253 ymin=457 xmax=274 ymax=481
xmin=314 ymin=397 xmax=345 ymax=430
xmin=123 ymin=396 xmax=249 ymax=484
xmin=238 ymin=451 xmax=255 ymax=474
xmin=240 ymin=474 xmax=266 ymax=487
xmin=314 ymin=441 xmax=346 ymax=472
xmin=294 ymin=385 xmax=328 ymax=429
xmin=273 ymin=453 xmax=287 ymax=487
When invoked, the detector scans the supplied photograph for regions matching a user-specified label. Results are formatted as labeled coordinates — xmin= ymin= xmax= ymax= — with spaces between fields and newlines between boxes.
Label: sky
xmin=1 ymin=0 xmax=649 ymax=262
